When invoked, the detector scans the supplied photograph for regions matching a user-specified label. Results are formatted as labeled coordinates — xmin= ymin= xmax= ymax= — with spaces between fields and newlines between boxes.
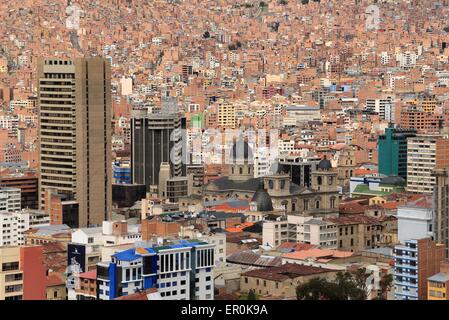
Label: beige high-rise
xmin=37 ymin=58 xmax=112 ymax=228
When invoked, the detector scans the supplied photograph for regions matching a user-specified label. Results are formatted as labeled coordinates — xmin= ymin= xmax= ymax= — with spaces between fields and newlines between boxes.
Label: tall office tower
xmin=433 ymin=168 xmax=449 ymax=258
xmin=378 ymin=127 xmax=416 ymax=180
xmin=407 ymin=134 xmax=449 ymax=194
xmin=394 ymin=238 xmax=445 ymax=300
xmin=131 ymin=110 xmax=186 ymax=190
xmin=37 ymin=58 xmax=112 ymax=228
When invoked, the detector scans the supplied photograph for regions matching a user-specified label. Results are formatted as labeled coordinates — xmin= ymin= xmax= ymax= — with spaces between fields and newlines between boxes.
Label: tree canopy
xmin=296 ymin=268 xmax=371 ymax=300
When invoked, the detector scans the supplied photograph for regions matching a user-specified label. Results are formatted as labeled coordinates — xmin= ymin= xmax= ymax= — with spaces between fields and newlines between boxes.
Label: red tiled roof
xmin=326 ymin=214 xmax=382 ymax=226
xmin=276 ymin=242 xmax=317 ymax=251
xmin=114 ymin=288 xmax=158 ymax=300
xmin=339 ymin=201 xmax=366 ymax=214
xmin=46 ymin=273 xmax=65 ymax=287
xmin=79 ymin=270 xmax=97 ymax=280
xmin=282 ymin=248 xmax=353 ymax=260
xmin=242 ymin=263 xmax=334 ymax=281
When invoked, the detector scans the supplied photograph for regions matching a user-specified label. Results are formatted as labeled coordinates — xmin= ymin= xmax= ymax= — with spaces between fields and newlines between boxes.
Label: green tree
xmin=296 ymin=277 xmax=340 ymax=300
xmin=351 ymin=268 xmax=370 ymax=300
xmin=376 ymin=273 xmax=393 ymax=300
xmin=296 ymin=269 xmax=371 ymax=300
xmin=240 ymin=289 xmax=259 ymax=300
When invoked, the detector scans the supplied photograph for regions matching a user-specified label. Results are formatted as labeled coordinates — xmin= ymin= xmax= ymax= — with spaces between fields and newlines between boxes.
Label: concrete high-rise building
xmin=217 ymin=102 xmax=236 ymax=128
xmin=433 ymin=168 xmax=449 ymax=258
xmin=365 ymin=96 xmax=395 ymax=122
xmin=0 ymin=173 xmax=39 ymax=209
xmin=37 ymin=58 xmax=112 ymax=228
xmin=378 ymin=127 xmax=416 ymax=180
xmin=407 ymin=134 xmax=449 ymax=194
xmin=0 ymin=187 xmax=21 ymax=213
xmin=0 ymin=246 xmax=46 ymax=300
xmin=131 ymin=111 xmax=186 ymax=190
xmin=394 ymin=238 xmax=445 ymax=300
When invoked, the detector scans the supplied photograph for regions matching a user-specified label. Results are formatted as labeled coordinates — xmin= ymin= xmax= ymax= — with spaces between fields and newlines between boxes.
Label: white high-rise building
xmin=365 ymin=96 xmax=395 ymax=122
xmin=0 ymin=188 xmax=21 ymax=213
xmin=396 ymin=52 xmax=418 ymax=68
xmin=0 ymin=210 xmax=49 ymax=246
xmin=407 ymin=134 xmax=449 ymax=194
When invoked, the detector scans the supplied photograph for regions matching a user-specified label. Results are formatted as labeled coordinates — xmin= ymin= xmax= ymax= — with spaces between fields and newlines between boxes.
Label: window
xmin=245 ymin=277 xmax=248 ymax=284
xmin=125 ymin=269 xmax=130 ymax=281
xmin=280 ymin=180 xmax=286 ymax=189
xmin=350 ymin=238 xmax=354 ymax=246
xmin=2 ymin=262 xmax=19 ymax=272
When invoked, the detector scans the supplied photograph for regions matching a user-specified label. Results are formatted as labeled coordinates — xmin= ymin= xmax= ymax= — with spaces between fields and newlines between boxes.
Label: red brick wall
xmin=20 ymin=246 xmax=46 ymax=300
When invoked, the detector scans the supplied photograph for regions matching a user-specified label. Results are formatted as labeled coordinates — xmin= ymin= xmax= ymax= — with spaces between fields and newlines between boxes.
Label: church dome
xmin=251 ymin=181 xmax=274 ymax=212
xmin=317 ymin=158 xmax=332 ymax=170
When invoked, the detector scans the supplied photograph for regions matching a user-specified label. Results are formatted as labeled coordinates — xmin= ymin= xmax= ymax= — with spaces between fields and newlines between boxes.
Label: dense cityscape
xmin=1 ymin=0 xmax=449 ymax=302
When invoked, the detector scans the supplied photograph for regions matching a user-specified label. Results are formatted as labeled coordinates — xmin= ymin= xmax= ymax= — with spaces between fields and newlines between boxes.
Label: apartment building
xmin=96 ymin=239 xmax=215 ymax=300
xmin=0 ymin=210 xmax=49 ymax=246
xmin=365 ymin=96 xmax=395 ymax=122
xmin=427 ymin=261 xmax=449 ymax=300
xmin=407 ymin=134 xmax=449 ymax=194
xmin=262 ymin=215 xmax=337 ymax=249
xmin=217 ymin=102 xmax=236 ymax=128
xmin=433 ymin=168 xmax=449 ymax=257
xmin=0 ymin=173 xmax=39 ymax=209
xmin=394 ymin=238 xmax=445 ymax=300
xmin=0 ymin=246 xmax=46 ymax=300
xmin=0 ymin=187 xmax=21 ymax=213
xmin=397 ymin=196 xmax=434 ymax=244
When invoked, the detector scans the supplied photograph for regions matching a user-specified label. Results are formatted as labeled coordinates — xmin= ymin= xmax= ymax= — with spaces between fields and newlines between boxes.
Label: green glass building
xmin=378 ymin=127 xmax=416 ymax=180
